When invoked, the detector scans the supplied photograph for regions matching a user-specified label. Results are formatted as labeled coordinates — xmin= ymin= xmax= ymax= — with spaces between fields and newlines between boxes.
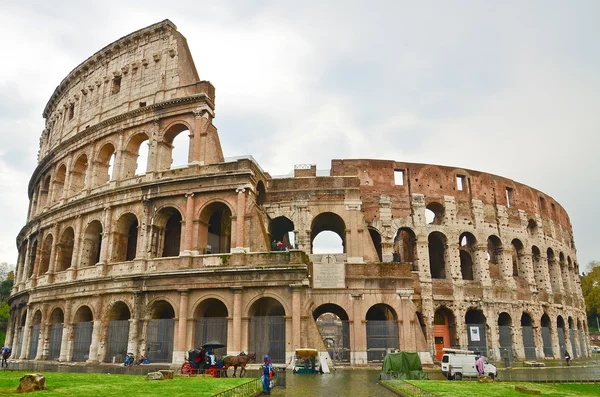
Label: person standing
xmin=1 ymin=346 xmax=11 ymax=368
xmin=565 ymin=351 xmax=571 ymax=366
xmin=476 ymin=354 xmax=485 ymax=376
xmin=262 ymin=355 xmax=273 ymax=395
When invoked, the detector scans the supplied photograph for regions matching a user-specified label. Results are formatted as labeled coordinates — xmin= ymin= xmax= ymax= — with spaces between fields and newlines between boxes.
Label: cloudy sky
xmin=0 ymin=1 xmax=598 ymax=269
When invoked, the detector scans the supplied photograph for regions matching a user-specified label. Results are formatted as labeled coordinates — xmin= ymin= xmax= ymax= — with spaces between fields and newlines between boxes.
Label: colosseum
xmin=7 ymin=20 xmax=589 ymax=367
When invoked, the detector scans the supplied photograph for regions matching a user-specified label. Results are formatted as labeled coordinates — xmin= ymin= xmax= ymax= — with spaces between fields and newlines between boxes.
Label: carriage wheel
xmin=181 ymin=362 xmax=194 ymax=375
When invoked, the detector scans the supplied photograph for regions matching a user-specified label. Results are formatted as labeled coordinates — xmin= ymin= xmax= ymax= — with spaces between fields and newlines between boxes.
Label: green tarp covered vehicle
xmin=380 ymin=352 xmax=428 ymax=380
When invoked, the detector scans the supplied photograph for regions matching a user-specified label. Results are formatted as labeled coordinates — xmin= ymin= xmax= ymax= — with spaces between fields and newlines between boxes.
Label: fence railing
xmin=211 ymin=378 xmax=262 ymax=397
xmin=499 ymin=367 xmax=600 ymax=383
xmin=380 ymin=379 xmax=441 ymax=397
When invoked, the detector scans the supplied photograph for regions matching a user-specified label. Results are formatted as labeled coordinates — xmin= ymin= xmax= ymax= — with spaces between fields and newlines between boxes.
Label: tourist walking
xmin=565 ymin=351 xmax=571 ymax=366
xmin=262 ymin=355 xmax=273 ymax=395
xmin=476 ymin=354 xmax=484 ymax=376
xmin=1 ymin=346 xmax=11 ymax=368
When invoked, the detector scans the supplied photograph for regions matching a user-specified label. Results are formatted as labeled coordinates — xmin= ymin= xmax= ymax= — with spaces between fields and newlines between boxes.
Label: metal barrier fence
xmin=211 ymin=377 xmax=262 ymax=397
xmin=380 ymin=379 xmax=441 ymax=397
xmin=499 ymin=366 xmax=600 ymax=383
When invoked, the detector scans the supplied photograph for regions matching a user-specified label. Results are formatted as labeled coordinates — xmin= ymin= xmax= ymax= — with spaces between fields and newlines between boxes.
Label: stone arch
xmin=368 ymin=227 xmax=383 ymax=262
xmin=56 ymin=227 xmax=75 ymax=272
xmin=465 ymin=308 xmax=488 ymax=355
xmin=547 ymin=248 xmax=559 ymax=293
xmin=198 ymin=200 xmax=233 ymax=254
xmin=38 ymin=174 xmax=51 ymax=209
xmin=150 ymin=206 xmax=183 ymax=258
xmin=38 ymin=233 xmax=53 ymax=275
xmin=80 ymin=220 xmax=103 ymax=267
xmin=48 ymin=306 xmax=65 ymax=359
xmin=541 ymin=313 xmax=553 ymax=357
xmin=557 ymin=315 xmax=567 ymax=356
xmin=428 ymin=231 xmax=447 ymax=279
xmin=521 ymin=312 xmax=536 ymax=359
xmin=313 ymin=303 xmax=351 ymax=363
xmin=487 ymin=235 xmax=503 ymax=280
xmin=123 ymin=132 xmax=150 ymax=178
xmin=527 ymin=219 xmax=538 ymax=236
xmin=104 ymin=301 xmax=131 ymax=363
xmin=112 ymin=213 xmax=139 ymax=262
xmin=146 ymin=299 xmax=175 ymax=363
xmin=248 ymin=297 xmax=286 ymax=363
xmin=193 ymin=298 xmax=229 ymax=355
xmin=498 ymin=312 xmax=514 ymax=363
xmin=511 ymin=239 xmax=525 ymax=277
xmin=311 ymin=212 xmax=346 ymax=254
xmin=425 ymin=201 xmax=444 ymax=225
xmin=365 ymin=304 xmax=399 ymax=362
xmin=161 ymin=121 xmax=193 ymax=170
xmin=256 ymin=181 xmax=267 ymax=206
xmin=69 ymin=153 xmax=89 ymax=194
xmin=434 ymin=306 xmax=457 ymax=361
xmin=393 ymin=227 xmax=416 ymax=264
xmin=269 ymin=216 xmax=295 ymax=250
xmin=52 ymin=163 xmax=67 ymax=202
xmin=26 ymin=238 xmax=38 ymax=279
xmin=72 ymin=305 xmax=94 ymax=362
xmin=93 ymin=142 xmax=116 ymax=186
xmin=459 ymin=232 xmax=477 ymax=280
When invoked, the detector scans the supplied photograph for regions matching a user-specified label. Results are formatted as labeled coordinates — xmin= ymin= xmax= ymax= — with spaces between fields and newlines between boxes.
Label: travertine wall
xmin=8 ymin=20 xmax=588 ymax=367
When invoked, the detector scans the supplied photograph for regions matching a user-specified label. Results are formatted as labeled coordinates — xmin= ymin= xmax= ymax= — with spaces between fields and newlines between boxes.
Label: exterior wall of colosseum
xmin=8 ymin=20 xmax=588 ymax=367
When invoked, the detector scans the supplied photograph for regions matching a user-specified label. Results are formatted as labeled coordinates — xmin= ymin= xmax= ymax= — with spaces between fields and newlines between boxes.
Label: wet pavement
xmin=268 ymin=369 xmax=395 ymax=397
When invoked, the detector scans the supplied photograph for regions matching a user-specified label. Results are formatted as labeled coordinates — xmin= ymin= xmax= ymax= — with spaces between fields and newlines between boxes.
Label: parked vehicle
xmin=591 ymin=345 xmax=600 ymax=353
xmin=441 ymin=348 xmax=497 ymax=380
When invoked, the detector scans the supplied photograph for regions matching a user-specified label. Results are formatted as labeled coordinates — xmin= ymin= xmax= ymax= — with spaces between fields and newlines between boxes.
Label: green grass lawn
xmin=0 ymin=371 xmax=252 ymax=396
xmin=383 ymin=380 xmax=600 ymax=397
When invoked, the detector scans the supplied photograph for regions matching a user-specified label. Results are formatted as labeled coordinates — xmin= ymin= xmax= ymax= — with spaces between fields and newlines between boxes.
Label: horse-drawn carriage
xmin=180 ymin=347 xmax=256 ymax=378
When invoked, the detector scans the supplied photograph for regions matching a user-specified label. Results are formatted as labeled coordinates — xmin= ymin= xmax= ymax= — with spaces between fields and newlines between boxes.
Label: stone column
xmin=59 ymin=300 xmax=72 ymax=362
xmin=98 ymin=206 xmax=112 ymax=265
xmin=233 ymin=187 xmax=247 ymax=252
xmin=291 ymin=285 xmax=302 ymax=350
xmin=19 ymin=307 xmax=32 ymax=359
xmin=182 ymin=193 xmax=195 ymax=254
xmin=191 ymin=106 xmax=214 ymax=164
xmin=67 ymin=215 xmax=83 ymax=281
xmin=446 ymin=243 xmax=461 ymax=280
xmin=35 ymin=304 xmax=49 ymax=360
xmin=173 ymin=290 xmax=189 ymax=363
xmin=231 ymin=287 xmax=243 ymax=355
xmin=350 ymin=293 xmax=366 ymax=365
xmin=127 ymin=293 xmax=142 ymax=357
xmin=88 ymin=296 xmax=103 ymax=363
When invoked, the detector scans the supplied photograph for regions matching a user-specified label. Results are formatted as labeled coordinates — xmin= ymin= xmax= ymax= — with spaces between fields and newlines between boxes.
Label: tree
xmin=581 ymin=261 xmax=600 ymax=331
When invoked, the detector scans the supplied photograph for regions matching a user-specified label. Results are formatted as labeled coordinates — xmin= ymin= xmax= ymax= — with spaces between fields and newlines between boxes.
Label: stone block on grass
xmin=17 ymin=374 xmax=47 ymax=392
xmin=159 ymin=370 xmax=174 ymax=379
xmin=145 ymin=371 xmax=165 ymax=380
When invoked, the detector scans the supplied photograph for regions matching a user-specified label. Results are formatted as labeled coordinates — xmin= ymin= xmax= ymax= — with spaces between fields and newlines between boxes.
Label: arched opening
xmin=27 ymin=239 xmax=38 ymax=279
xmin=52 ymin=164 xmax=67 ymax=203
xmin=532 ymin=246 xmax=546 ymax=290
xmin=547 ymin=248 xmax=559 ymax=293
xmin=256 ymin=181 xmax=267 ymax=206
xmin=557 ymin=316 xmax=566 ymax=357
xmin=521 ymin=313 xmax=536 ymax=360
xmin=16 ymin=311 xmax=27 ymax=358
xmin=365 ymin=304 xmax=398 ymax=362
xmin=122 ymin=133 xmax=149 ymax=178
xmin=194 ymin=299 xmax=228 ymax=357
xmin=498 ymin=312 xmax=513 ymax=365
xmin=70 ymin=154 xmax=88 ymax=194
xmin=559 ymin=252 xmax=569 ymax=292
xmin=434 ymin=307 xmax=456 ymax=361
xmin=465 ymin=309 xmax=487 ymax=356
xmin=248 ymin=297 xmax=286 ymax=363
xmin=163 ymin=124 xmax=191 ymax=170
xmin=39 ymin=175 xmax=51 ymax=209
xmin=112 ymin=213 xmax=139 ymax=262
xmin=147 ymin=300 xmax=175 ymax=363
xmin=426 ymin=202 xmax=444 ymax=225
xmin=93 ymin=143 xmax=116 ymax=186
xmin=269 ymin=216 xmax=295 ymax=251
xmin=80 ymin=221 xmax=103 ymax=267
xmin=527 ymin=219 xmax=538 ymax=236
xmin=56 ymin=228 xmax=74 ymax=272
xmin=48 ymin=308 xmax=64 ymax=360
xmin=199 ymin=202 xmax=232 ymax=254
xmin=38 ymin=234 xmax=53 ymax=275
xmin=72 ymin=306 xmax=93 ymax=362
xmin=393 ymin=228 xmax=416 ymax=265
xmin=459 ymin=232 xmax=477 ymax=281
xmin=541 ymin=313 xmax=553 ymax=357
xmin=313 ymin=304 xmax=350 ymax=363
xmin=577 ymin=319 xmax=585 ymax=359
xmin=149 ymin=207 xmax=182 ymax=258
xmin=29 ymin=311 xmax=42 ymax=360
xmin=104 ymin=302 xmax=131 ymax=363
xmin=311 ymin=212 xmax=346 ymax=254
xmin=511 ymin=239 xmax=524 ymax=277
xmin=487 ymin=235 xmax=503 ymax=280
xmin=568 ymin=316 xmax=578 ymax=358
xmin=368 ymin=228 xmax=383 ymax=262
xmin=428 ymin=232 xmax=447 ymax=279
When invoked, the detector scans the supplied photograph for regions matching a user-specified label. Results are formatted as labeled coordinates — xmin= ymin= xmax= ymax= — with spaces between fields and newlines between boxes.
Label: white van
xmin=441 ymin=350 xmax=497 ymax=380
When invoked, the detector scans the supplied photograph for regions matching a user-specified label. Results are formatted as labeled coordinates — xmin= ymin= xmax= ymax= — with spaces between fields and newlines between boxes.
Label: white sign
xmin=313 ymin=262 xmax=345 ymax=289
xmin=469 ymin=326 xmax=481 ymax=342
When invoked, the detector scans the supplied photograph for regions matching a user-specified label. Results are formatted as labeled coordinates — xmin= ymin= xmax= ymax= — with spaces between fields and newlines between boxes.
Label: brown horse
xmin=222 ymin=353 xmax=256 ymax=377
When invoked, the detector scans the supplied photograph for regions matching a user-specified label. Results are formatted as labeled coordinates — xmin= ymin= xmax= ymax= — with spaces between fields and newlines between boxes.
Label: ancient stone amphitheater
xmin=7 ymin=20 xmax=588 ymax=366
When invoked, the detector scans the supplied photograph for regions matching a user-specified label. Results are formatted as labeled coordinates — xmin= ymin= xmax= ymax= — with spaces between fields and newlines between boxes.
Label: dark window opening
xmin=506 ymin=187 xmax=514 ymax=208
xmin=112 ymin=76 xmax=122 ymax=95
xmin=139 ymin=101 xmax=146 ymax=107
xmin=68 ymin=104 xmax=74 ymax=120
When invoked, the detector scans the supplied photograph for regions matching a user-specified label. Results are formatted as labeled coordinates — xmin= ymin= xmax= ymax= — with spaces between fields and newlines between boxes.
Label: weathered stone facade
xmin=8 ymin=20 xmax=588 ymax=366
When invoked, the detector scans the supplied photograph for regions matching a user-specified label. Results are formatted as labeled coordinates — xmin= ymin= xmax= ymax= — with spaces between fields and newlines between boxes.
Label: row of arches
xmin=31 ymin=123 xmax=193 ymax=218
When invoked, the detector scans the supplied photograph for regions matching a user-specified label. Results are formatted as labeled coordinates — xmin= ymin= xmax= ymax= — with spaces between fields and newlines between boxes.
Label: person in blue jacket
xmin=262 ymin=355 xmax=273 ymax=395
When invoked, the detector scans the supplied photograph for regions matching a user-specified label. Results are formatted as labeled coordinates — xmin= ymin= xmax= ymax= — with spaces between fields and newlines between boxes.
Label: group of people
xmin=0 ymin=346 xmax=11 ymax=368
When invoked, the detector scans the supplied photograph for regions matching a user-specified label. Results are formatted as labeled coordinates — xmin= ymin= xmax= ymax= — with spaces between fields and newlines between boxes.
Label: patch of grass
xmin=0 ymin=371 xmax=252 ymax=396
xmin=383 ymin=380 xmax=600 ymax=397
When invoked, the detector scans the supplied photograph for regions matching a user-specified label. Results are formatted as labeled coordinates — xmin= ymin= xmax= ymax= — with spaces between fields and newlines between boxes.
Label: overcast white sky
xmin=0 ymin=1 xmax=598 ymax=269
